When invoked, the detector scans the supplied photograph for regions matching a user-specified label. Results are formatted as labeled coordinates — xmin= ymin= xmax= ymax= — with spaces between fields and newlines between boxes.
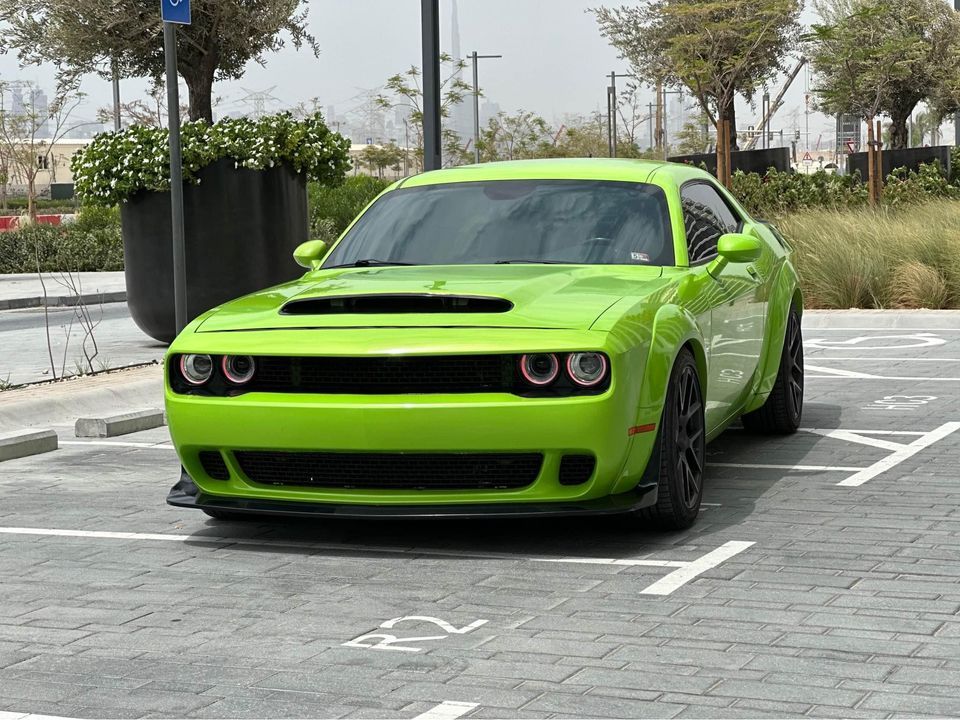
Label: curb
xmin=0 ymin=290 xmax=127 ymax=311
xmin=76 ymin=409 xmax=165 ymax=438
xmin=0 ymin=365 xmax=164 ymax=434
xmin=0 ymin=429 xmax=58 ymax=462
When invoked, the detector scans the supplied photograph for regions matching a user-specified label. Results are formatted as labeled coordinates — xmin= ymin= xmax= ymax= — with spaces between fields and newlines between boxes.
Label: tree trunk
xmin=719 ymin=96 xmax=739 ymax=152
xmin=182 ymin=67 xmax=215 ymax=123
xmin=888 ymin=112 xmax=909 ymax=150
xmin=27 ymin=176 xmax=36 ymax=223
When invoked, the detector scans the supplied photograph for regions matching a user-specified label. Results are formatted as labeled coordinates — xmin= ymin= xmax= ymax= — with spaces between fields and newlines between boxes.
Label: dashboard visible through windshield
xmin=322 ymin=179 xmax=674 ymax=268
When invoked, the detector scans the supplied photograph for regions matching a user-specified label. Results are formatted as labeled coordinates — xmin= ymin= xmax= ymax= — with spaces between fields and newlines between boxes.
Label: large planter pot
xmin=121 ymin=158 xmax=307 ymax=343
xmin=846 ymin=145 xmax=951 ymax=183
xmin=668 ymin=147 xmax=791 ymax=176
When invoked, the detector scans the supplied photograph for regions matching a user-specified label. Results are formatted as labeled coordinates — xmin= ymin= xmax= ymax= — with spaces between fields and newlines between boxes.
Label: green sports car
xmin=165 ymin=158 xmax=803 ymax=530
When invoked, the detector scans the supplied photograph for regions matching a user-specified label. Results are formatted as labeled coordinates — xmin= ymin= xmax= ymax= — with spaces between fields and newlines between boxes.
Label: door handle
xmin=746 ymin=265 xmax=759 ymax=279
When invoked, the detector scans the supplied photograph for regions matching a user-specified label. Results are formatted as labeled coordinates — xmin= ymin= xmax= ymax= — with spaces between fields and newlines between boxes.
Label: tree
xmin=809 ymin=0 xmax=960 ymax=150
xmin=674 ymin=115 xmax=711 ymax=155
xmin=477 ymin=110 xmax=553 ymax=162
xmin=376 ymin=54 xmax=472 ymax=172
xmin=358 ymin=143 xmax=405 ymax=179
xmin=593 ymin=0 xmax=801 ymax=186
xmin=0 ymin=0 xmax=318 ymax=123
xmin=549 ymin=113 xmax=610 ymax=159
xmin=95 ymin=82 xmax=188 ymax=128
xmin=0 ymin=81 xmax=84 ymax=220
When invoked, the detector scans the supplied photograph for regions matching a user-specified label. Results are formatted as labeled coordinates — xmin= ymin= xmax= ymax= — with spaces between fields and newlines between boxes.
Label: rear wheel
xmin=635 ymin=348 xmax=705 ymax=530
xmin=742 ymin=307 xmax=803 ymax=434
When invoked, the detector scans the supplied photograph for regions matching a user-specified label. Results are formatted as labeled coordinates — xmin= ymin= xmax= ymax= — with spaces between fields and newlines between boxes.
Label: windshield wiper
xmin=494 ymin=259 xmax=566 ymax=265
xmin=327 ymin=259 xmax=418 ymax=269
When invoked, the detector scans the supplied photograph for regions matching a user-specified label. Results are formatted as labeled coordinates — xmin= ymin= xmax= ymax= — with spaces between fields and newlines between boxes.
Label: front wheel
xmin=741 ymin=307 xmax=803 ymax=434
xmin=635 ymin=348 xmax=705 ymax=531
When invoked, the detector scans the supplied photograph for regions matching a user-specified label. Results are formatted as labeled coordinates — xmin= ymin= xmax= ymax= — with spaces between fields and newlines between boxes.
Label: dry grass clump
xmin=776 ymin=201 xmax=960 ymax=309
xmin=888 ymin=262 xmax=951 ymax=309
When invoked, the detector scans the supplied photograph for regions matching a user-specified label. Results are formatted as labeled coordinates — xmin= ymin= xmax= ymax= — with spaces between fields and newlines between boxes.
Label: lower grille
xmin=558 ymin=454 xmax=596 ymax=485
xmin=234 ymin=451 xmax=543 ymax=490
xmin=199 ymin=450 xmax=230 ymax=480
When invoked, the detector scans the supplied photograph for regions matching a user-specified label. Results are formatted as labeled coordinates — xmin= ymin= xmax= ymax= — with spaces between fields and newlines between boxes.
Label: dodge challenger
xmin=165 ymin=158 xmax=803 ymax=530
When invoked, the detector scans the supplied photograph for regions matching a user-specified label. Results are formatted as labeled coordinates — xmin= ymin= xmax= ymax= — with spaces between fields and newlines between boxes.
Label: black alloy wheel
xmin=637 ymin=348 xmax=705 ymax=530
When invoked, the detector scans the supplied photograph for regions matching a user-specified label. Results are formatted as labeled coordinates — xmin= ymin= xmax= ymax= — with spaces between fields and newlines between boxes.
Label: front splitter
xmin=166 ymin=469 xmax=658 ymax=519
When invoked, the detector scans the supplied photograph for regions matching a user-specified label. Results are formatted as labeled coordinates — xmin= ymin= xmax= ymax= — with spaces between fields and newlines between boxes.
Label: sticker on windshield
xmin=631 ymin=252 xmax=650 ymax=263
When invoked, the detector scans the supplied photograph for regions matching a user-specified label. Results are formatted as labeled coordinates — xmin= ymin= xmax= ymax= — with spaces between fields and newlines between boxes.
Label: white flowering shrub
xmin=71 ymin=112 xmax=351 ymax=207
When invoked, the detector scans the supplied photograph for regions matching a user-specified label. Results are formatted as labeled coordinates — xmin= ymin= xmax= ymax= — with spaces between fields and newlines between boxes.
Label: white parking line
xmin=0 ymin=526 xmax=753 ymax=595
xmin=0 ymin=526 xmax=687 ymax=568
xmin=806 ymin=365 xmax=960 ymax=382
xmin=835 ymin=422 xmax=960 ymax=487
xmin=710 ymin=462 xmax=863 ymax=472
xmin=639 ymin=540 xmax=755 ymax=595
xmin=59 ymin=440 xmax=174 ymax=450
xmin=412 ymin=701 xmax=479 ymax=720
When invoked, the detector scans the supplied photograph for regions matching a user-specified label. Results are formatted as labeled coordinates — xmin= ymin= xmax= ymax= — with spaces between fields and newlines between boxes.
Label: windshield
xmin=322 ymin=179 xmax=674 ymax=268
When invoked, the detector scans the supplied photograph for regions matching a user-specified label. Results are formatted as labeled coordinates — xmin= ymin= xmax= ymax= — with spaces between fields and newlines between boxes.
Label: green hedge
xmin=308 ymin=175 xmax=390 ymax=242
xmin=0 ymin=207 xmax=123 ymax=274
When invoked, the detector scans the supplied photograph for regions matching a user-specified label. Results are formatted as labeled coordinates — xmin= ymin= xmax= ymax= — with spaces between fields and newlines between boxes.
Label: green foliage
xmin=732 ymin=168 xmax=868 ymax=217
xmin=807 ymin=0 xmax=960 ymax=148
xmin=0 ymin=213 xmax=122 ymax=273
xmin=478 ymin=111 xmax=554 ymax=162
xmin=779 ymin=200 xmax=960 ymax=308
xmin=72 ymin=112 xmax=350 ymax=207
xmin=882 ymin=162 xmax=960 ymax=206
xmin=307 ymin=176 xmax=389 ymax=243
xmin=0 ymin=0 xmax=319 ymax=122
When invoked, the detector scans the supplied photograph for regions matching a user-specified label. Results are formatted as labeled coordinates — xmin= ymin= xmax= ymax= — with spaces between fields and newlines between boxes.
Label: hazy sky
xmin=0 ymin=0 xmax=841 ymax=143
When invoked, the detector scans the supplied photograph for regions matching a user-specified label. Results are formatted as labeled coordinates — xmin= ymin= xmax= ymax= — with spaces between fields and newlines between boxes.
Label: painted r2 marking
xmin=864 ymin=395 xmax=937 ymax=411
xmin=343 ymin=616 xmax=488 ymax=653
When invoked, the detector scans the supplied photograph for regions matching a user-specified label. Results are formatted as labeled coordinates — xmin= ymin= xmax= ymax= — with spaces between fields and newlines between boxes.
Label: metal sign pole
xmin=163 ymin=22 xmax=188 ymax=335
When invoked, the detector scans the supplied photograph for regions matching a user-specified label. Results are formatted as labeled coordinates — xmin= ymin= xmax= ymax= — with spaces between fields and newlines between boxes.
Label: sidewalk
xmin=0 ymin=272 xmax=126 ymax=310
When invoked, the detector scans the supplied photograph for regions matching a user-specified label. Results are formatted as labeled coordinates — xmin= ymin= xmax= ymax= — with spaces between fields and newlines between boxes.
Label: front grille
xmin=250 ymin=355 xmax=514 ymax=394
xmin=198 ymin=450 xmax=230 ymax=480
xmin=558 ymin=454 xmax=596 ymax=485
xmin=234 ymin=451 xmax=543 ymax=490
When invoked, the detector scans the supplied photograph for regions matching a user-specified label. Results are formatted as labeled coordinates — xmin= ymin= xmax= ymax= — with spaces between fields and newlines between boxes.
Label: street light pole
xmin=605 ymin=71 xmax=631 ymax=157
xmin=471 ymin=51 xmax=502 ymax=164
xmin=421 ymin=0 xmax=442 ymax=171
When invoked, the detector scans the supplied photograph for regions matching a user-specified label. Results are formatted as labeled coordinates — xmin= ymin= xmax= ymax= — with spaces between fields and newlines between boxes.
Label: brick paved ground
xmin=0 ymin=313 xmax=959 ymax=718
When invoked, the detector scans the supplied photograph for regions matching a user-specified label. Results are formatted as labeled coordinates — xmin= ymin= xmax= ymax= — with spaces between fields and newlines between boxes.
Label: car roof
xmin=396 ymin=157 xmax=716 ymax=189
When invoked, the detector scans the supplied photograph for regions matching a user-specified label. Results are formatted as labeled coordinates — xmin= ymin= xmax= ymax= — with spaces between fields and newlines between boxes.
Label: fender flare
xmin=637 ymin=303 xmax=708 ymax=417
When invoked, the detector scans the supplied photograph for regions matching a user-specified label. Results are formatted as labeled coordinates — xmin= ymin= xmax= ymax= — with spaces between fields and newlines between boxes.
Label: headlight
xmin=179 ymin=354 xmax=213 ymax=385
xmin=222 ymin=355 xmax=256 ymax=384
xmin=520 ymin=353 xmax=559 ymax=386
xmin=566 ymin=352 xmax=608 ymax=387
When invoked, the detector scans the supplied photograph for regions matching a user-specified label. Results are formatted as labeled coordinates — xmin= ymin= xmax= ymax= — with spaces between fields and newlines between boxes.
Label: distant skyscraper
xmin=445 ymin=0 xmax=473 ymax=141
xmin=10 ymin=86 xmax=50 ymax=138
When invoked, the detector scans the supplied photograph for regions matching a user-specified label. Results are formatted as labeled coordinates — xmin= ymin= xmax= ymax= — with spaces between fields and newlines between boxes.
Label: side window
xmin=680 ymin=182 xmax=740 ymax=264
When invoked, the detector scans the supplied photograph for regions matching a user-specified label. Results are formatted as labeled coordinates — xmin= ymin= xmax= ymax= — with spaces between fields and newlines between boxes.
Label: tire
xmin=741 ymin=307 xmax=803 ymax=434
xmin=635 ymin=348 xmax=705 ymax=531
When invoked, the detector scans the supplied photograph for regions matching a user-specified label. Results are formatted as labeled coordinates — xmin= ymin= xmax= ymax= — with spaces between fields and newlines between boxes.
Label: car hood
xmin=196 ymin=264 xmax=667 ymax=333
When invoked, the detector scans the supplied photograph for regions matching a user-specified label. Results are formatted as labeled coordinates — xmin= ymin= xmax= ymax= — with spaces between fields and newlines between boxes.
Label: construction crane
xmin=743 ymin=56 xmax=807 ymax=151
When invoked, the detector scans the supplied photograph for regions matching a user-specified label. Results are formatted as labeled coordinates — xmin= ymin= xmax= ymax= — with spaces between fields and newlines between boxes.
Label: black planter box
xmin=846 ymin=145 xmax=951 ymax=183
xmin=121 ymin=158 xmax=308 ymax=343
xmin=668 ymin=148 xmax=791 ymax=176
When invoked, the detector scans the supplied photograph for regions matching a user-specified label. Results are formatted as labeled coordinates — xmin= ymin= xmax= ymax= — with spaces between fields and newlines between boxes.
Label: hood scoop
xmin=280 ymin=293 xmax=514 ymax=316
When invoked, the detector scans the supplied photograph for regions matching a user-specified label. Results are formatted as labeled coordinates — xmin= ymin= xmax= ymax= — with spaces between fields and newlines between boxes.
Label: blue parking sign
xmin=161 ymin=0 xmax=191 ymax=24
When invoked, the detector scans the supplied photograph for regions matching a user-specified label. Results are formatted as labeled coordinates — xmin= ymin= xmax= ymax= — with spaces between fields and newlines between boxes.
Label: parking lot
xmin=1 ymin=312 xmax=960 ymax=719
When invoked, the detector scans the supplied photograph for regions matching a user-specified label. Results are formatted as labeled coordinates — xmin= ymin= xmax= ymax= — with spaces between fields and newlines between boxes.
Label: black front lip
xmin=166 ymin=469 xmax=657 ymax=519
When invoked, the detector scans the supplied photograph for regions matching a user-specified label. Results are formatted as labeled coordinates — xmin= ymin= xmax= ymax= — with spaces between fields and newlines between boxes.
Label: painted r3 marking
xmin=343 ymin=615 xmax=488 ymax=653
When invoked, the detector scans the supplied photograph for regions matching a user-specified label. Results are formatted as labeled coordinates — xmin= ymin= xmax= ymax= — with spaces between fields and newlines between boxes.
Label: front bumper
xmin=167 ymin=469 xmax=658 ymax=518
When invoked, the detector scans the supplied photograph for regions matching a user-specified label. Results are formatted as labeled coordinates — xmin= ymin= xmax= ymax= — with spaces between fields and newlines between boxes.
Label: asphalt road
xmin=0 ymin=303 xmax=164 ymax=387
xmin=1 ymin=314 xmax=959 ymax=719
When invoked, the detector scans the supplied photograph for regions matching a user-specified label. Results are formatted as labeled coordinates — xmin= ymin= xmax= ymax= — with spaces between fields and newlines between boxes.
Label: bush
xmin=778 ymin=201 xmax=960 ymax=309
xmin=72 ymin=112 xmax=352 ymax=206
xmin=308 ymin=175 xmax=390 ymax=242
xmin=0 ymin=210 xmax=123 ymax=273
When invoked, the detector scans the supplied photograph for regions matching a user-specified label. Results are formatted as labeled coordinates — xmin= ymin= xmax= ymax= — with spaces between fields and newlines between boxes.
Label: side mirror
xmin=293 ymin=240 xmax=329 ymax=270
xmin=707 ymin=233 xmax=762 ymax=278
